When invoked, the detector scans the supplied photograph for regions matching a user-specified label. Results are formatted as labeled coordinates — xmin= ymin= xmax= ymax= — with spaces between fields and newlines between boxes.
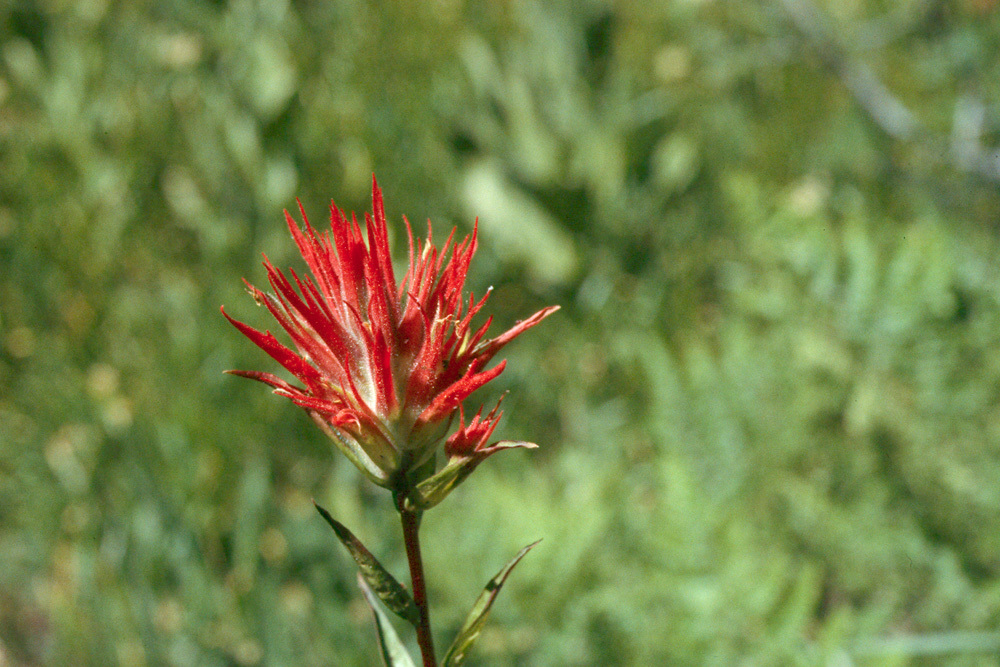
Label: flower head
xmin=223 ymin=177 xmax=558 ymax=489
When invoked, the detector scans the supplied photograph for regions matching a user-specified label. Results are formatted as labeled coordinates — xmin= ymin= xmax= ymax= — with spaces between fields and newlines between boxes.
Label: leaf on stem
xmin=314 ymin=501 xmax=420 ymax=626
xmin=359 ymin=573 xmax=418 ymax=667
xmin=407 ymin=441 xmax=537 ymax=511
xmin=442 ymin=540 xmax=542 ymax=667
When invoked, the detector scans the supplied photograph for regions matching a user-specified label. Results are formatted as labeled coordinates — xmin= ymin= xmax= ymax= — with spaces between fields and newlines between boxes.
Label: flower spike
xmin=224 ymin=177 xmax=558 ymax=488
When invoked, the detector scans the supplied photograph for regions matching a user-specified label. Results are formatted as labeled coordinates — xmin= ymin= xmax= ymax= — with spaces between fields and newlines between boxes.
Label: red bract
xmin=223 ymin=177 xmax=558 ymax=489
xmin=445 ymin=400 xmax=507 ymax=459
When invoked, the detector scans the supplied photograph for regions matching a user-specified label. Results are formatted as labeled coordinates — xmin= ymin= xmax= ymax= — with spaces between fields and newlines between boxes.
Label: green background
xmin=4 ymin=0 xmax=1000 ymax=664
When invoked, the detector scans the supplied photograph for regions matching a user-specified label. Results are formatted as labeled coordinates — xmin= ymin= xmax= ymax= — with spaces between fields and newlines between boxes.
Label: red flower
xmin=223 ymin=177 xmax=558 ymax=489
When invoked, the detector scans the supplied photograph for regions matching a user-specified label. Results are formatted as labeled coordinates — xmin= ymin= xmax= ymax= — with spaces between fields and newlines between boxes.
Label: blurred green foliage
xmin=4 ymin=0 xmax=1000 ymax=665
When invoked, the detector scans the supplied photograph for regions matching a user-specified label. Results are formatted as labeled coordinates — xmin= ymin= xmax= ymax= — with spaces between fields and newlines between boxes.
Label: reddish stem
xmin=400 ymin=507 xmax=436 ymax=666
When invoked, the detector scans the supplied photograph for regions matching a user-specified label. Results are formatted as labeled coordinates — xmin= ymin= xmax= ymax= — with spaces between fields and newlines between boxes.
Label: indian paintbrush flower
xmin=222 ymin=177 xmax=558 ymax=496
xmin=225 ymin=176 xmax=556 ymax=666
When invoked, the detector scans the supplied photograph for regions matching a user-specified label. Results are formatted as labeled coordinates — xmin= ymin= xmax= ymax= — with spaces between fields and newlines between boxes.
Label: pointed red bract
xmin=224 ymin=177 xmax=558 ymax=486
xmin=444 ymin=401 xmax=504 ymax=458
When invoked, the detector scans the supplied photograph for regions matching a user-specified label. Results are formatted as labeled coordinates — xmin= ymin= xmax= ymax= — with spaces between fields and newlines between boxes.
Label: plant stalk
xmin=400 ymin=507 xmax=436 ymax=666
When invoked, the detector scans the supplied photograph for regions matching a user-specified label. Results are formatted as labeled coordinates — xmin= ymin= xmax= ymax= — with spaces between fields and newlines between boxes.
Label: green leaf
xmin=358 ymin=573 xmax=417 ymax=667
xmin=407 ymin=442 xmax=537 ymax=511
xmin=405 ymin=458 xmax=470 ymax=511
xmin=314 ymin=502 xmax=420 ymax=626
xmin=442 ymin=540 xmax=541 ymax=666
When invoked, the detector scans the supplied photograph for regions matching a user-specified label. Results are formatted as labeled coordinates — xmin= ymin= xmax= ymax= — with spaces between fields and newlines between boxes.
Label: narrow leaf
xmin=359 ymin=573 xmax=417 ymax=667
xmin=442 ymin=540 xmax=541 ymax=667
xmin=314 ymin=502 xmax=420 ymax=626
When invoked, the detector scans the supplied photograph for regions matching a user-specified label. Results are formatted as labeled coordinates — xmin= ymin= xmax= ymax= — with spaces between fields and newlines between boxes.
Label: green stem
xmin=400 ymin=506 xmax=436 ymax=666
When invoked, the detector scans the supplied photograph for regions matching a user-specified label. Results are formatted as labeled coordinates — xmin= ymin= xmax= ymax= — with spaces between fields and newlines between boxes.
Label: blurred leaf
xmin=462 ymin=160 xmax=578 ymax=287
